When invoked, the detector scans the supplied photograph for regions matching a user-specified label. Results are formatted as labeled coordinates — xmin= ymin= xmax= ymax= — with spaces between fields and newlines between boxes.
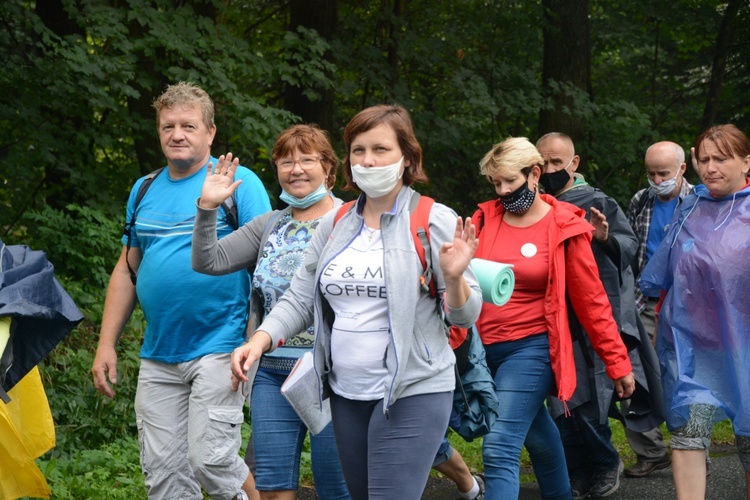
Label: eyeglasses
xmin=276 ymin=156 xmax=320 ymax=171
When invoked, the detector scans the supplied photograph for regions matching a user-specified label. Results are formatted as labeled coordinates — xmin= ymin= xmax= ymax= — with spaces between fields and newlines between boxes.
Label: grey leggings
xmin=329 ymin=391 xmax=452 ymax=500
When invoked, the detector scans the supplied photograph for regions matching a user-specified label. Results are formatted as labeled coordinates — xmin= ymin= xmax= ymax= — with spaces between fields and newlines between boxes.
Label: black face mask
xmin=499 ymin=181 xmax=536 ymax=214
xmin=539 ymin=168 xmax=571 ymax=195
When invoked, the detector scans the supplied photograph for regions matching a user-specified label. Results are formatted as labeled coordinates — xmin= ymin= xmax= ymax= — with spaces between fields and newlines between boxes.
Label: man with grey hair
xmin=624 ymin=141 xmax=693 ymax=478
xmin=532 ymin=132 xmax=663 ymax=499
xmin=92 ymin=82 xmax=271 ymax=499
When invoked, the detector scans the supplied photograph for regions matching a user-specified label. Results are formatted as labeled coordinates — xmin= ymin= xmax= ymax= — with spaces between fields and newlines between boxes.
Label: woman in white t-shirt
xmin=230 ymin=104 xmax=483 ymax=499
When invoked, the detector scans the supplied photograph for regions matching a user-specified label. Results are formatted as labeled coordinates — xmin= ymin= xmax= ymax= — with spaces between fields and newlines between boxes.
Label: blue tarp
xmin=0 ymin=238 xmax=83 ymax=394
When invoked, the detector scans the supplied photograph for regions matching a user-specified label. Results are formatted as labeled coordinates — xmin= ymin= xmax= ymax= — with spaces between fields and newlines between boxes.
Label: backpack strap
xmin=635 ymin=188 xmax=652 ymax=217
xmin=334 ymin=200 xmax=356 ymax=225
xmin=409 ymin=194 xmax=436 ymax=297
xmin=123 ymin=167 xmax=165 ymax=285
xmin=123 ymin=166 xmax=238 ymax=285
xmin=222 ymin=195 xmax=239 ymax=231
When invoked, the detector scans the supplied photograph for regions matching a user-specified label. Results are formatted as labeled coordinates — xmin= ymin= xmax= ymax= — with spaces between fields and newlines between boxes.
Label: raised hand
xmin=439 ymin=216 xmax=478 ymax=281
xmin=199 ymin=153 xmax=243 ymax=209
xmin=590 ymin=206 xmax=609 ymax=243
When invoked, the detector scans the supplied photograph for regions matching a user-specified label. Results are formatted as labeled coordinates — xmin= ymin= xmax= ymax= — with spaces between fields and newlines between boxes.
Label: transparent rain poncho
xmin=639 ymin=183 xmax=750 ymax=434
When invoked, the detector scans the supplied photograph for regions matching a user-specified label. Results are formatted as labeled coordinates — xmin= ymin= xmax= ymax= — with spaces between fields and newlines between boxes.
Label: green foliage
xmin=40 ymin=320 xmax=144 ymax=454
xmin=38 ymin=437 xmax=147 ymax=499
xmin=277 ymin=27 xmax=336 ymax=95
xmin=36 ymin=305 xmax=146 ymax=495
xmin=12 ymin=204 xmax=123 ymax=311
xmin=0 ymin=0 xmax=746 ymax=495
xmin=2 ymin=0 xmax=749 ymax=228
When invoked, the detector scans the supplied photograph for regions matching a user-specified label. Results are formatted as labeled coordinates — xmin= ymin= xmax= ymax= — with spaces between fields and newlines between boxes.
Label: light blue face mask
xmin=279 ymin=181 xmax=329 ymax=209
xmin=648 ymin=173 xmax=680 ymax=197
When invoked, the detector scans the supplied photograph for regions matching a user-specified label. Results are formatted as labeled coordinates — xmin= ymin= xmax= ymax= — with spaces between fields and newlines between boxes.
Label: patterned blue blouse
xmin=253 ymin=210 xmax=321 ymax=374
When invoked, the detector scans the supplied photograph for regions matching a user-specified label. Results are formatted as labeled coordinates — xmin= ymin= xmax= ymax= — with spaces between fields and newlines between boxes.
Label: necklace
xmin=363 ymin=225 xmax=380 ymax=241
xmin=294 ymin=197 xmax=331 ymax=220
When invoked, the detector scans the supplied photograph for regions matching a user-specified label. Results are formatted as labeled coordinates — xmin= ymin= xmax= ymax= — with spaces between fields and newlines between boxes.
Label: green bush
xmin=12 ymin=199 xmax=148 ymax=451
xmin=38 ymin=436 xmax=147 ymax=499
xmin=16 ymin=204 xmax=123 ymax=312
xmin=40 ymin=319 xmax=144 ymax=454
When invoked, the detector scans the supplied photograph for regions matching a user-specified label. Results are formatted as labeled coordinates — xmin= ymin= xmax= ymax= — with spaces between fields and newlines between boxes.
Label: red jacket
xmin=473 ymin=195 xmax=632 ymax=403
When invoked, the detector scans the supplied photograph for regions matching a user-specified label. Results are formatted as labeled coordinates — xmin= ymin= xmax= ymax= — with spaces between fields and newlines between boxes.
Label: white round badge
xmin=520 ymin=243 xmax=537 ymax=258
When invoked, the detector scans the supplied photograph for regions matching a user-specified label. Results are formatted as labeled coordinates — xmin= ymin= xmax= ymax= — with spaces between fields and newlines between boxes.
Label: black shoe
xmin=624 ymin=455 xmax=671 ymax=478
xmin=588 ymin=461 xmax=623 ymax=498
xmin=570 ymin=473 xmax=591 ymax=499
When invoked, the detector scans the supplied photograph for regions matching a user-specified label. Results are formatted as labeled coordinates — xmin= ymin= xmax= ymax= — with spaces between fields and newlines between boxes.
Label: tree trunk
xmin=538 ymin=0 xmax=591 ymax=149
xmin=287 ymin=0 xmax=337 ymax=132
xmin=700 ymin=0 xmax=742 ymax=131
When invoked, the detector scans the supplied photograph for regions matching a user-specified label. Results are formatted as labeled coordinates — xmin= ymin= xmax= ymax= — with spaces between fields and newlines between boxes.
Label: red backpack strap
xmin=334 ymin=200 xmax=356 ymax=226
xmin=409 ymin=193 xmax=436 ymax=297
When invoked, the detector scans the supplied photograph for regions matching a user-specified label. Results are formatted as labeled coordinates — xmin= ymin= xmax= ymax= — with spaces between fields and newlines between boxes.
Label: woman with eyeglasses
xmin=228 ymin=104 xmax=482 ymax=499
xmin=192 ymin=124 xmax=349 ymax=500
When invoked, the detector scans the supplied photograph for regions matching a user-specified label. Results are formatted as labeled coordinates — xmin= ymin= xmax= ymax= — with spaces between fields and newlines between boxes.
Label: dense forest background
xmin=3 ymin=0 xmax=750 ymax=255
xmin=1 ymin=0 xmax=748 ymax=496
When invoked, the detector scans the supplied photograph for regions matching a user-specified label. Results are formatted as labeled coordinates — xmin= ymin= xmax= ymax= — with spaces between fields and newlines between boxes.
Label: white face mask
xmin=351 ymin=156 xmax=405 ymax=198
xmin=648 ymin=172 xmax=680 ymax=197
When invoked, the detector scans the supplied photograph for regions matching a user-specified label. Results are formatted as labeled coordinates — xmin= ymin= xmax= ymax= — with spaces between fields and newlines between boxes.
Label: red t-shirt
xmin=475 ymin=211 xmax=551 ymax=344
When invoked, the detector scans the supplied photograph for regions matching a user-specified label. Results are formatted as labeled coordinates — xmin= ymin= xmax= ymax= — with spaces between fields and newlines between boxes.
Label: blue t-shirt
xmin=122 ymin=157 xmax=271 ymax=362
xmin=646 ymin=196 xmax=678 ymax=263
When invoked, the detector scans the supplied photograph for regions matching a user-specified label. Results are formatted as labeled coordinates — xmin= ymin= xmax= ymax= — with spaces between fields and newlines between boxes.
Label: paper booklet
xmin=280 ymin=351 xmax=332 ymax=435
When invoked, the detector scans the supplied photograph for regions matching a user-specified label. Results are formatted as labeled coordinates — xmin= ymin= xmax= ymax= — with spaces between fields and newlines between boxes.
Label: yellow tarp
xmin=1 ymin=317 xmax=54 ymax=499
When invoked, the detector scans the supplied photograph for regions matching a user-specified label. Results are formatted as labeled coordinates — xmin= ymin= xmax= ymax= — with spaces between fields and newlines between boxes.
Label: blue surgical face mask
xmin=279 ymin=181 xmax=329 ymax=209
xmin=648 ymin=172 xmax=680 ymax=197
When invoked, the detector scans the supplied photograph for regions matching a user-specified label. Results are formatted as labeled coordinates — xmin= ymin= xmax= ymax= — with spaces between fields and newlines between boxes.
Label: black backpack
xmin=122 ymin=167 xmax=238 ymax=285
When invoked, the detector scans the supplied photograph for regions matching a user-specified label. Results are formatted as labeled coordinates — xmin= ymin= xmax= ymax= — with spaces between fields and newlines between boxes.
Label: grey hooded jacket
xmin=257 ymin=186 xmax=482 ymax=412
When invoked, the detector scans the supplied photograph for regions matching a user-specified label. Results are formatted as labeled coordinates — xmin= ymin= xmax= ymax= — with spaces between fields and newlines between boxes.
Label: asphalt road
xmin=517 ymin=447 xmax=746 ymax=500
xmin=299 ymin=445 xmax=746 ymax=499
